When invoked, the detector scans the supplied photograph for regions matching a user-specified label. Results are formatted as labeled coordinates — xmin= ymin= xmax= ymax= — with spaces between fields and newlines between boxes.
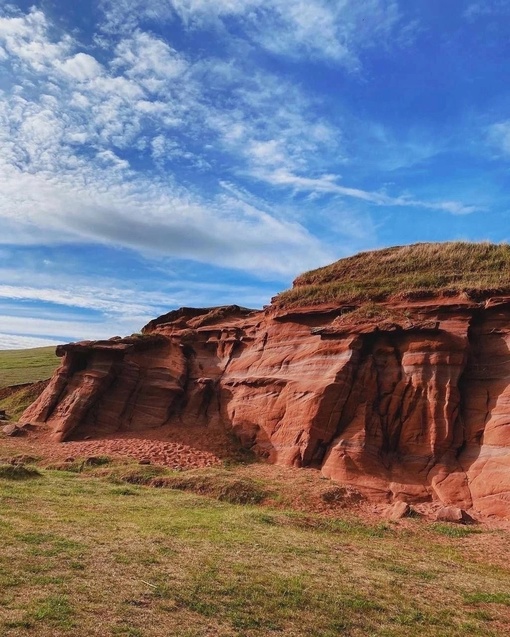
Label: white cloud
xmin=0 ymin=273 xmax=271 ymax=319
xmin=95 ymin=150 xmax=130 ymax=170
xmin=252 ymin=0 xmax=401 ymax=69
xmin=255 ymin=169 xmax=479 ymax=214
xmin=114 ymin=31 xmax=187 ymax=84
xmin=0 ymin=333 xmax=65 ymax=350
xmin=202 ymin=69 xmax=344 ymax=183
xmin=488 ymin=120 xmax=510 ymax=156
xmin=263 ymin=170 xmax=383 ymax=202
xmin=0 ymin=263 xmax=276 ymax=346
xmin=0 ymin=157 xmax=329 ymax=275
xmin=58 ymin=52 xmax=103 ymax=81
xmin=464 ymin=1 xmax=510 ymax=20
xmin=100 ymin=0 xmax=403 ymax=68
xmin=0 ymin=8 xmax=72 ymax=73
xmin=0 ymin=314 xmax=113 ymax=342
xmin=0 ymin=284 xmax=149 ymax=317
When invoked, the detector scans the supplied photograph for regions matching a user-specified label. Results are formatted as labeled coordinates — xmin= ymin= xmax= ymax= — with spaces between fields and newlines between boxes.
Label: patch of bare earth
xmin=3 ymin=423 xmax=231 ymax=469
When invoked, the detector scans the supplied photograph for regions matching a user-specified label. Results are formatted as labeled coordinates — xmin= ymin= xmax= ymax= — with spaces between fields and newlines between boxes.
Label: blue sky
xmin=1 ymin=0 xmax=510 ymax=348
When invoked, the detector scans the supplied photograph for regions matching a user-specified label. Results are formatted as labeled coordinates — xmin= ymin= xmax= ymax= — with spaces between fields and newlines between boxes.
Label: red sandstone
xmin=20 ymin=296 xmax=510 ymax=519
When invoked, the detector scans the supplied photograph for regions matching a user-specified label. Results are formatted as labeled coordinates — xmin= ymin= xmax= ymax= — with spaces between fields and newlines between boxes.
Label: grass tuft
xmin=463 ymin=592 xmax=510 ymax=606
xmin=0 ymin=462 xmax=42 ymax=480
xmin=149 ymin=472 xmax=267 ymax=504
xmin=50 ymin=461 xmax=270 ymax=506
xmin=431 ymin=523 xmax=481 ymax=538
xmin=28 ymin=594 xmax=74 ymax=628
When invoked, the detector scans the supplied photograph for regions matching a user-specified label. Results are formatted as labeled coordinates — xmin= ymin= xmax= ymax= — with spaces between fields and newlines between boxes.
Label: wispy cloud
xmin=0 ymin=314 xmax=110 ymax=343
xmin=0 ymin=275 xmax=272 ymax=317
xmin=0 ymin=159 xmax=328 ymax=275
xmin=0 ymin=5 xmax=477 ymax=283
xmin=256 ymin=169 xmax=480 ymax=215
xmin=0 ymin=9 xmax=334 ymax=277
xmin=0 ymin=333 xmax=65 ymax=350
xmin=463 ymin=1 xmax=510 ymax=20
xmin=488 ymin=120 xmax=510 ymax=157
xmin=100 ymin=0 xmax=404 ymax=69
xmin=0 ymin=262 xmax=276 ymax=347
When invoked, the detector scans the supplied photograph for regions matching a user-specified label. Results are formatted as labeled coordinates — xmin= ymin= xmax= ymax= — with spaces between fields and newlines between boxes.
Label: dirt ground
xmin=1 ymin=423 xmax=232 ymax=469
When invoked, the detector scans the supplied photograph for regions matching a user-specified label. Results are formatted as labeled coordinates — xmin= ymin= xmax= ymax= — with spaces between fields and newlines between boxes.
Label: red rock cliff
xmin=21 ymin=244 xmax=510 ymax=518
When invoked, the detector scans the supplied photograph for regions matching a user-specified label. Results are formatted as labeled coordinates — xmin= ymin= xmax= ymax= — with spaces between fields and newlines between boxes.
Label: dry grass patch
xmin=274 ymin=242 xmax=510 ymax=308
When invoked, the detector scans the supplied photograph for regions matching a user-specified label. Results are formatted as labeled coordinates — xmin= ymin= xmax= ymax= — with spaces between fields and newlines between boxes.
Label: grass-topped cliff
xmin=274 ymin=242 xmax=510 ymax=309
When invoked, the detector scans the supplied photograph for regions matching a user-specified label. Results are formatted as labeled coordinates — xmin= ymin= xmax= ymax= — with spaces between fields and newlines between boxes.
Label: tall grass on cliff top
xmin=275 ymin=242 xmax=510 ymax=308
xmin=0 ymin=346 xmax=59 ymax=389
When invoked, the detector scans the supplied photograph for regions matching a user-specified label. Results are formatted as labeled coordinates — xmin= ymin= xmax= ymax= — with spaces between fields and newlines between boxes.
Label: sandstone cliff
xmin=21 ymin=243 xmax=510 ymax=518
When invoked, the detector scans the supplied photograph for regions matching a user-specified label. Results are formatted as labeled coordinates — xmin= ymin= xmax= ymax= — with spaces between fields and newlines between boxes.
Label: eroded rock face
xmin=21 ymin=299 xmax=510 ymax=518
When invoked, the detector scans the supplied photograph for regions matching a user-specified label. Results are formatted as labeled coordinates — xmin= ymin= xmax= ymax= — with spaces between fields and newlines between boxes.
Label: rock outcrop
xmin=20 ymin=244 xmax=510 ymax=518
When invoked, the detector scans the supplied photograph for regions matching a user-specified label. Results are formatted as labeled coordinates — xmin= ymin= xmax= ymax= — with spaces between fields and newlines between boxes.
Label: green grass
xmin=431 ymin=523 xmax=481 ymax=538
xmin=0 ymin=455 xmax=508 ymax=636
xmin=0 ymin=346 xmax=60 ymax=388
xmin=463 ymin=592 xmax=510 ymax=606
xmin=47 ymin=461 xmax=268 ymax=505
xmin=274 ymin=242 xmax=510 ymax=308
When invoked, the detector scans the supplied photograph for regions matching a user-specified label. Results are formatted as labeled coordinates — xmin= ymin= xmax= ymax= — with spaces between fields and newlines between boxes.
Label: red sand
xmin=3 ymin=423 xmax=237 ymax=470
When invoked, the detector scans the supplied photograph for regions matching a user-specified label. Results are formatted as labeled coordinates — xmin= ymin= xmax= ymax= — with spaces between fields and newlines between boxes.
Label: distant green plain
xmin=0 ymin=347 xmax=60 ymax=389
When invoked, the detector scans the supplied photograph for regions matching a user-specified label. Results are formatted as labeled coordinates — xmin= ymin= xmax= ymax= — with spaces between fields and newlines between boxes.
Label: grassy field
xmin=274 ymin=242 xmax=510 ymax=308
xmin=0 ymin=347 xmax=60 ymax=389
xmin=0 ymin=453 xmax=509 ymax=637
